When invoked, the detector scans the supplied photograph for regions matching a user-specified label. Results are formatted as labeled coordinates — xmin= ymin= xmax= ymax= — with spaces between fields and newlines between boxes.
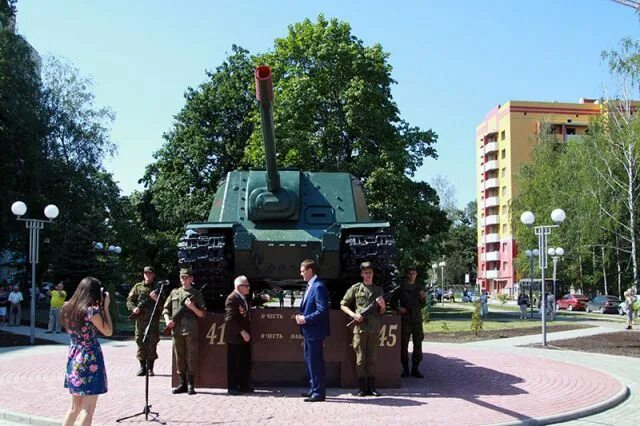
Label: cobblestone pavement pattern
xmin=0 ymin=322 xmax=635 ymax=425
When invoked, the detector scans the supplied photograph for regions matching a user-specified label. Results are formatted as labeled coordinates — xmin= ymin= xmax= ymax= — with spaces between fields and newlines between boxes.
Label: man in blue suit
xmin=295 ymin=259 xmax=330 ymax=402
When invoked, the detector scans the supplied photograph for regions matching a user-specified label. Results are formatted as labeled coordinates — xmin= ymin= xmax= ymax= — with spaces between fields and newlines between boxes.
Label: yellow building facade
xmin=476 ymin=99 xmax=601 ymax=294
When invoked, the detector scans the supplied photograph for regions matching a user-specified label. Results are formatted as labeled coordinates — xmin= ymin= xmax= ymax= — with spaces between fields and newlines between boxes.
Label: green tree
xmin=246 ymin=16 xmax=447 ymax=269
xmin=0 ymin=0 xmax=45 ymax=253
xmin=142 ymin=17 xmax=448 ymax=275
xmin=141 ymin=45 xmax=255 ymax=243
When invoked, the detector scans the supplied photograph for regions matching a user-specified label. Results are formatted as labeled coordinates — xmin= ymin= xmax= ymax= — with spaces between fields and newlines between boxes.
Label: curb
xmin=0 ymin=409 xmax=60 ymax=426
xmin=495 ymin=384 xmax=630 ymax=426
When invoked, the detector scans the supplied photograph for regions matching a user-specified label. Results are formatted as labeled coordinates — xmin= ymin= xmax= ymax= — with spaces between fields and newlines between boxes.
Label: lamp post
xmin=11 ymin=201 xmax=59 ymax=345
xmin=92 ymin=242 xmax=122 ymax=282
xmin=520 ymin=209 xmax=566 ymax=346
xmin=431 ymin=263 xmax=438 ymax=302
xmin=524 ymin=248 xmax=539 ymax=319
xmin=439 ymin=260 xmax=446 ymax=306
xmin=548 ymin=247 xmax=564 ymax=321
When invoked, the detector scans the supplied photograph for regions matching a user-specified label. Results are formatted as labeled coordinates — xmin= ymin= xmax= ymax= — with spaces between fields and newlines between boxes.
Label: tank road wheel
xmin=339 ymin=229 xmax=397 ymax=307
xmin=178 ymin=230 xmax=232 ymax=310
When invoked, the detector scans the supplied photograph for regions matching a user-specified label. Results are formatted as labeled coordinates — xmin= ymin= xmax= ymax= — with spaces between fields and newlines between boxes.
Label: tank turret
xmin=249 ymin=66 xmax=297 ymax=221
xmin=179 ymin=65 xmax=396 ymax=309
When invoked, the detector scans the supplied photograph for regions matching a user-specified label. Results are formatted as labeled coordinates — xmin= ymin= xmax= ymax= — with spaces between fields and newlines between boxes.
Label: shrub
xmin=471 ymin=300 xmax=483 ymax=336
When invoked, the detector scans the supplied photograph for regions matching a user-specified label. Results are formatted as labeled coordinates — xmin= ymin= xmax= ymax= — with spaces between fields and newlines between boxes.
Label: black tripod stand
xmin=117 ymin=280 xmax=167 ymax=424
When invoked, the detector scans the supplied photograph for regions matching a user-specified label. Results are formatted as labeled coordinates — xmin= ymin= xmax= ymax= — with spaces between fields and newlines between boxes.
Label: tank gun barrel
xmin=255 ymin=65 xmax=280 ymax=193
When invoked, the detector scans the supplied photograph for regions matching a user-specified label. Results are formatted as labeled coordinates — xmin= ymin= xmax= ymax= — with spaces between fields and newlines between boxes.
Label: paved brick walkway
xmin=0 ymin=329 xmax=628 ymax=426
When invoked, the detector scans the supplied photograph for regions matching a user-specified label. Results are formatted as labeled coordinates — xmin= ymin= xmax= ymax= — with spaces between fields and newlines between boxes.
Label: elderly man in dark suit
xmin=295 ymin=259 xmax=330 ymax=402
xmin=224 ymin=275 xmax=269 ymax=395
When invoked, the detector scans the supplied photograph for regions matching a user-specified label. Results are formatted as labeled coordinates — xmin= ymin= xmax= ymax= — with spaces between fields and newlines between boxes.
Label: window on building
xmin=501 ymin=149 xmax=506 ymax=159
xmin=503 ymin=261 xmax=508 ymax=271
xmin=501 ymin=186 xmax=507 ymax=196
xmin=566 ymin=127 xmax=576 ymax=135
xmin=502 ymin=242 xmax=507 ymax=252
xmin=501 ymin=167 xmax=506 ymax=178
xmin=501 ymin=130 xmax=506 ymax=140
xmin=502 ymin=204 xmax=507 ymax=215
xmin=502 ymin=224 xmax=507 ymax=233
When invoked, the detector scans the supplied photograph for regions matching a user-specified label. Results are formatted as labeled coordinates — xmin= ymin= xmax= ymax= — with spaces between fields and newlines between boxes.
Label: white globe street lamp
xmin=10 ymin=201 xmax=59 ymax=345
xmin=520 ymin=209 xmax=566 ymax=346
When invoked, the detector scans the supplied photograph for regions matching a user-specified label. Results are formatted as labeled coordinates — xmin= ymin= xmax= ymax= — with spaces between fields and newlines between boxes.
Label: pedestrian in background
xmin=624 ymin=289 xmax=635 ymax=330
xmin=8 ymin=285 xmax=23 ymax=326
xmin=517 ymin=292 xmax=529 ymax=320
xmin=480 ymin=290 xmax=489 ymax=318
xmin=61 ymin=277 xmax=112 ymax=426
xmin=0 ymin=285 xmax=8 ymax=327
xmin=46 ymin=281 xmax=66 ymax=333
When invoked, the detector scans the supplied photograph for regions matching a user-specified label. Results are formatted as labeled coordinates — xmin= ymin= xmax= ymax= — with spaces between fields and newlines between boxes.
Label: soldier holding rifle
xmin=127 ymin=266 xmax=164 ymax=377
xmin=162 ymin=267 xmax=205 ymax=395
xmin=340 ymin=261 xmax=386 ymax=397
xmin=391 ymin=266 xmax=426 ymax=378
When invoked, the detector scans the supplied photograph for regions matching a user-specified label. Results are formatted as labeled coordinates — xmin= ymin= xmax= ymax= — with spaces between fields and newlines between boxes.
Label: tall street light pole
xmin=11 ymin=201 xmax=60 ymax=345
xmin=524 ymin=249 xmax=539 ymax=319
xmin=439 ymin=259 xmax=446 ymax=306
xmin=548 ymin=247 xmax=564 ymax=321
xmin=431 ymin=263 xmax=438 ymax=304
xmin=520 ymin=209 xmax=566 ymax=346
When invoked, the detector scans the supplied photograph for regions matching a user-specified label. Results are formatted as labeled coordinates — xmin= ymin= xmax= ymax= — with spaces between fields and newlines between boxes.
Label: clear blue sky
xmin=15 ymin=1 xmax=639 ymax=207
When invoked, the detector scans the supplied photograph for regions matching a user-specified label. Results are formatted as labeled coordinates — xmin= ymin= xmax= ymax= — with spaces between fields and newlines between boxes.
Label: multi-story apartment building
xmin=476 ymin=99 xmax=601 ymax=294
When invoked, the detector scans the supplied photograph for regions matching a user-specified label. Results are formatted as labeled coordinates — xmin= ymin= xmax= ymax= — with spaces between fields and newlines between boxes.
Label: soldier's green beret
xmin=143 ymin=266 xmax=155 ymax=273
xmin=179 ymin=267 xmax=193 ymax=276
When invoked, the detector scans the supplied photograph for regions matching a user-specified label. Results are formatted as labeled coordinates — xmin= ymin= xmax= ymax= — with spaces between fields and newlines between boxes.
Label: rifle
xmin=161 ymin=284 xmax=207 ymax=336
xmin=346 ymin=285 xmax=401 ymax=327
xmin=128 ymin=280 xmax=168 ymax=321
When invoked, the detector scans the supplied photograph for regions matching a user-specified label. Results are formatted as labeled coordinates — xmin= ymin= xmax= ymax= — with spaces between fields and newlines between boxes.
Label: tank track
xmin=177 ymin=230 xmax=232 ymax=310
xmin=337 ymin=229 xmax=397 ymax=307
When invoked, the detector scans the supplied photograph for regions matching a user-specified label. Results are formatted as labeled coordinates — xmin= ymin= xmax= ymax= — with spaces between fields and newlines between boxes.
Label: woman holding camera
xmin=61 ymin=277 xmax=112 ymax=426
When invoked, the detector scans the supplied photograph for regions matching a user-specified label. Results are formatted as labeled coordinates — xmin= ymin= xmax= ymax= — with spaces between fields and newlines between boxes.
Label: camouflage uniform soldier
xmin=162 ymin=267 xmax=206 ymax=395
xmin=340 ymin=261 xmax=386 ymax=397
xmin=127 ymin=266 xmax=163 ymax=376
xmin=392 ymin=266 xmax=426 ymax=378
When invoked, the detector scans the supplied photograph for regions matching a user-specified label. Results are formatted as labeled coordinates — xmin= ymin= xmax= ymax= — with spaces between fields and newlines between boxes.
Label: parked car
xmin=619 ymin=299 xmax=640 ymax=315
xmin=556 ymin=294 xmax=589 ymax=311
xmin=585 ymin=295 xmax=621 ymax=314
xmin=462 ymin=290 xmax=475 ymax=303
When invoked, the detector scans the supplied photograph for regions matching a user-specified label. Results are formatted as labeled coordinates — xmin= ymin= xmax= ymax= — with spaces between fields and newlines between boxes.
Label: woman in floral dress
xmin=61 ymin=277 xmax=112 ymax=426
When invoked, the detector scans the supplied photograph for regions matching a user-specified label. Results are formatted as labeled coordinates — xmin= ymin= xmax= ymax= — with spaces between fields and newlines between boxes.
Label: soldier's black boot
xmin=367 ymin=377 xmax=382 ymax=397
xmin=148 ymin=360 xmax=155 ymax=377
xmin=187 ymin=374 xmax=197 ymax=395
xmin=172 ymin=374 xmax=187 ymax=394
xmin=411 ymin=365 xmax=424 ymax=378
xmin=401 ymin=363 xmax=410 ymax=378
xmin=136 ymin=360 xmax=147 ymax=377
xmin=353 ymin=377 xmax=367 ymax=397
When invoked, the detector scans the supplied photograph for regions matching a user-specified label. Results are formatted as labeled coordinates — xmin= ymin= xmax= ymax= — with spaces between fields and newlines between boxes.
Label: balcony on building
xmin=484 ymin=196 xmax=499 ymax=208
xmin=484 ymin=214 xmax=499 ymax=226
xmin=484 ymin=178 xmax=499 ymax=190
xmin=484 ymin=233 xmax=500 ymax=244
xmin=485 ymin=269 xmax=499 ymax=279
xmin=485 ymin=251 xmax=500 ymax=262
xmin=483 ymin=141 xmax=498 ymax=155
xmin=483 ymin=159 xmax=498 ymax=173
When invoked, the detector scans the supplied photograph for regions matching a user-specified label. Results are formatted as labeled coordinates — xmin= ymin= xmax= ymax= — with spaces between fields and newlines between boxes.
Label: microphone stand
xmin=117 ymin=280 xmax=167 ymax=424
